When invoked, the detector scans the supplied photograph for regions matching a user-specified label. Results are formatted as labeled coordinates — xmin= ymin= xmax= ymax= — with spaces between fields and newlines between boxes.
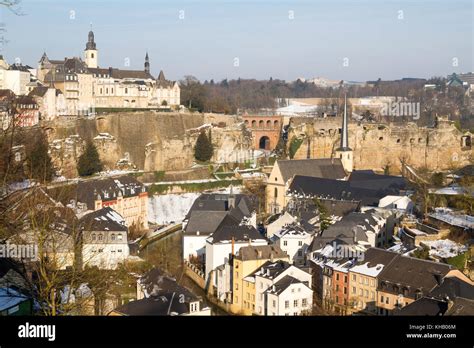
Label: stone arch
xmin=259 ymin=136 xmax=270 ymax=150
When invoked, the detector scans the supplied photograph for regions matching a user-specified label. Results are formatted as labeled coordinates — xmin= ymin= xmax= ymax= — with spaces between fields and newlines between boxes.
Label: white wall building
xmin=378 ymin=195 xmax=414 ymax=213
xmin=253 ymin=260 xmax=312 ymax=316
xmin=272 ymin=223 xmax=313 ymax=266
xmin=80 ymin=207 xmax=130 ymax=270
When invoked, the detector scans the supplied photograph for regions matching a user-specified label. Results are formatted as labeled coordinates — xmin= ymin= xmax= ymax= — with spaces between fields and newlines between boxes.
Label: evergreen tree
xmin=77 ymin=141 xmax=103 ymax=177
xmin=194 ymin=131 xmax=213 ymax=162
xmin=28 ymin=132 xmax=54 ymax=183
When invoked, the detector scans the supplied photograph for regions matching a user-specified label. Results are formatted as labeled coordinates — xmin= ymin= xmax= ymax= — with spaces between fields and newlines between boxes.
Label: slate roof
xmin=377 ymin=256 xmax=453 ymax=299
xmin=184 ymin=193 xmax=257 ymax=236
xmin=114 ymin=295 xmax=192 ymax=316
xmin=207 ymin=215 xmax=262 ymax=243
xmin=266 ymin=275 xmax=309 ymax=295
xmin=351 ymin=247 xmax=399 ymax=271
xmin=236 ymin=245 xmax=286 ymax=261
xmin=394 ymin=296 xmax=474 ymax=316
xmin=76 ymin=176 xmax=146 ymax=210
xmin=28 ymin=86 xmax=49 ymax=97
xmin=429 ymin=276 xmax=474 ymax=300
xmin=109 ymin=68 xmax=154 ymax=80
xmin=309 ymin=211 xmax=379 ymax=251
xmin=276 ymin=158 xmax=346 ymax=182
xmin=115 ymin=268 xmax=200 ymax=315
xmin=252 ymin=260 xmax=292 ymax=280
xmin=394 ymin=297 xmax=449 ymax=315
xmin=79 ymin=207 xmax=127 ymax=232
xmin=185 ymin=193 xmax=256 ymax=219
xmin=289 ymin=173 xmax=406 ymax=206
xmin=184 ymin=211 xmax=228 ymax=235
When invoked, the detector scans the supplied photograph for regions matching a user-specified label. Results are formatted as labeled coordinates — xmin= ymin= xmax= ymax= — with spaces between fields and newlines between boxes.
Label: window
xmin=285 ymin=301 xmax=289 ymax=309
xmin=359 ymin=289 xmax=363 ymax=296
xmin=91 ymin=234 xmax=96 ymax=241
xmin=91 ymin=53 xmax=95 ymax=58
xmin=111 ymin=234 xmax=115 ymax=241
xmin=336 ymin=274 xmax=339 ymax=281
xmin=302 ymin=299 xmax=308 ymax=307
xmin=352 ymin=274 xmax=356 ymax=282
xmin=381 ymin=295 xmax=384 ymax=303
xmin=125 ymin=88 xmax=128 ymax=94
xmin=235 ymin=284 xmax=238 ymax=290
xmin=272 ymin=300 xmax=276 ymax=307
xmin=298 ymin=250 xmax=303 ymax=257
xmin=364 ymin=290 xmax=369 ymax=298
xmin=293 ymin=300 xmax=298 ymax=307
xmin=386 ymin=297 xmax=389 ymax=304
xmin=370 ymin=279 xmax=375 ymax=287
xmin=117 ymin=234 xmax=123 ymax=241
xmin=274 ymin=187 xmax=278 ymax=198
xmin=364 ymin=278 xmax=369 ymax=285
xmin=343 ymin=287 xmax=347 ymax=294
xmin=298 ymin=241 xmax=303 ymax=246
xmin=98 ymin=234 xmax=103 ymax=241
xmin=344 ymin=275 xmax=348 ymax=283
xmin=352 ymin=286 xmax=356 ymax=294
xmin=359 ymin=276 xmax=363 ymax=284
xmin=371 ymin=291 xmax=375 ymax=300
xmin=283 ymin=241 xmax=288 ymax=246
xmin=336 ymin=285 xmax=339 ymax=291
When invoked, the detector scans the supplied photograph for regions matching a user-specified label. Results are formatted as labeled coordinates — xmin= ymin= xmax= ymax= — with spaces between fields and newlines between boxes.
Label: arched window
xmin=266 ymin=120 xmax=271 ymax=128
xmin=274 ymin=120 xmax=279 ymax=129
xmin=251 ymin=120 xmax=256 ymax=128
xmin=111 ymin=234 xmax=115 ymax=241
xmin=259 ymin=120 xmax=264 ymax=128
xmin=98 ymin=234 xmax=103 ymax=241
xmin=91 ymin=53 xmax=95 ymax=59
xmin=91 ymin=233 xmax=96 ymax=241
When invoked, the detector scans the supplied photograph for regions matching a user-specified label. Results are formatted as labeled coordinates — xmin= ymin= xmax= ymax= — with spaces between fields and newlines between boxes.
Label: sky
xmin=0 ymin=0 xmax=472 ymax=82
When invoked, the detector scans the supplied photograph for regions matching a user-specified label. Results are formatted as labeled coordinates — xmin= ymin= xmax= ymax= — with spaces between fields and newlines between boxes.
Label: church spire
xmin=144 ymin=52 xmax=150 ymax=74
xmin=338 ymin=94 xmax=351 ymax=151
xmin=86 ymin=27 xmax=96 ymax=50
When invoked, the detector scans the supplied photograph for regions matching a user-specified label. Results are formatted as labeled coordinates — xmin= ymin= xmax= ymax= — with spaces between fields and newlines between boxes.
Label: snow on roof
xmin=350 ymin=262 xmax=385 ymax=277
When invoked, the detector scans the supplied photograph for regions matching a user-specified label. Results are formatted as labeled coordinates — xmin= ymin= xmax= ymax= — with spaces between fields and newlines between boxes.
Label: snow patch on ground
xmin=148 ymin=193 xmax=201 ymax=225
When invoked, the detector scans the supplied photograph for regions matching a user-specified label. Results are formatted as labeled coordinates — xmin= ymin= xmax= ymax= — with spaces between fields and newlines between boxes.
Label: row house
xmin=249 ymin=260 xmax=312 ymax=316
xmin=230 ymin=244 xmax=288 ymax=315
xmin=311 ymin=245 xmax=474 ymax=316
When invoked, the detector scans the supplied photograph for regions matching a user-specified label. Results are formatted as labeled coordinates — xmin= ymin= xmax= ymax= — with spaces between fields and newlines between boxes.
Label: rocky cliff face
xmin=46 ymin=112 xmax=252 ymax=178
xmin=289 ymin=117 xmax=473 ymax=172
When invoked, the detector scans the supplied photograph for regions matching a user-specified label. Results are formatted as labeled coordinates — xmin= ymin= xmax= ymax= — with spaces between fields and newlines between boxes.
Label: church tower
xmin=335 ymin=94 xmax=353 ymax=173
xmin=144 ymin=52 xmax=150 ymax=74
xmin=84 ymin=30 xmax=98 ymax=68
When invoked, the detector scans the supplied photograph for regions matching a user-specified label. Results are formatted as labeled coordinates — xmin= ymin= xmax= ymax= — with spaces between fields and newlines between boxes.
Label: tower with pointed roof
xmin=144 ymin=52 xmax=150 ymax=74
xmin=84 ymin=29 xmax=98 ymax=68
xmin=335 ymin=94 xmax=353 ymax=173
